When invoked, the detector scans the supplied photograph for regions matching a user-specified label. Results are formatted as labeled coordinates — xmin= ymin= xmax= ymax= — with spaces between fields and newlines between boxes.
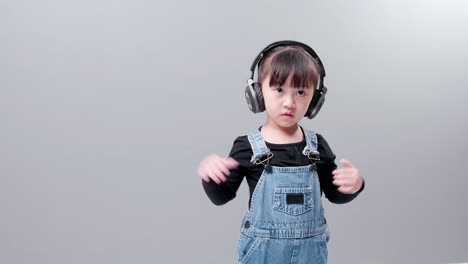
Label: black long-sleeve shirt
xmin=202 ymin=132 xmax=364 ymax=208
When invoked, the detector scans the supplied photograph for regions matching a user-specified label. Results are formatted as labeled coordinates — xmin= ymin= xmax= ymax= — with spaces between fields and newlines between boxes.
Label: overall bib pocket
xmin=273 ymin=186 xmax=313 ymax=216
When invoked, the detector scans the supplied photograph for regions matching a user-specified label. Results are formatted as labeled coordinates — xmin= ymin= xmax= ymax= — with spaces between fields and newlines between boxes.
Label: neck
xmin=261 ymin=121 xmax=303 ymax=144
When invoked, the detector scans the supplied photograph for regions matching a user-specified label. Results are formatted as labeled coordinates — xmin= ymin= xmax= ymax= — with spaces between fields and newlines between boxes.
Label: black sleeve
xmin=316 ymin=134 xmax=365 ymax=204
xmin=201 ymin=136 xmax=252 ymax=206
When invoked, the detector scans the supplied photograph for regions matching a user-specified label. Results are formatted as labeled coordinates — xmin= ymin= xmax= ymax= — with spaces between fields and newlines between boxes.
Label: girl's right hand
xmin=197 ymin=154 xmax=239 ymax=184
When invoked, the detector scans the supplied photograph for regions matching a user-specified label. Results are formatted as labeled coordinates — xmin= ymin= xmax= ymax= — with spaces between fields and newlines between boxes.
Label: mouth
xmin=281 ymin=113 xmax=295 ymax=118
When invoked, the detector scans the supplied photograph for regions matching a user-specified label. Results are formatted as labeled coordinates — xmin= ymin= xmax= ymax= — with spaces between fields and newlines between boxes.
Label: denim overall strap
xmin=247 ymin=131 xmax=272 ymax=165
xmin=301 ymin=127 xmax=319 ymax=155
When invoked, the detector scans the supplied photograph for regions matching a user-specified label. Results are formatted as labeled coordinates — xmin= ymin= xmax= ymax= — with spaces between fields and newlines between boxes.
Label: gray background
xmin=1 ymin=0 xmax=467 ymax=263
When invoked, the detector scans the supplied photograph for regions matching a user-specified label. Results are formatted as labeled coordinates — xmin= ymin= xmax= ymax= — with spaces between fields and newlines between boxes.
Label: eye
xmin=296 ymin=90 xmax=305 ymax=96
xmin=275 ymin=88 xmax=284 ymax=94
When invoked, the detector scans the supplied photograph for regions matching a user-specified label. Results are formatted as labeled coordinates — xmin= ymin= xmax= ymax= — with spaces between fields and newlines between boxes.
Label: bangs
xmin=259 ymin=47 xmax=319 ymax=89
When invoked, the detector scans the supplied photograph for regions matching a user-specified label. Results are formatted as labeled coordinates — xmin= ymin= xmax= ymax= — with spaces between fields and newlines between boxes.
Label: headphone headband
xmin=249 ymin=40 xmax=326 ymax=81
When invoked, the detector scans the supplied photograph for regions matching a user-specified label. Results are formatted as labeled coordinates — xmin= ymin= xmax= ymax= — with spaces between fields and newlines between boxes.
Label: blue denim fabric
xmin=236 ymin=128 xmax=330 ymax=264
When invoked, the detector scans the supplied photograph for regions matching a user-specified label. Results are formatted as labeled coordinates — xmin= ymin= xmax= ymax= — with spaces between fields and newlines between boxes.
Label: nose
xmin=283 ymin=94 xmax=295 ymax=109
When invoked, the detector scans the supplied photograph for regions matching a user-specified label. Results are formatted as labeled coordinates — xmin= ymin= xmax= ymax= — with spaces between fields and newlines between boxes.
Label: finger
xmin=197 ymin=166 xmax=211 ymax=183
xmin=332 ymin=179 xmax=352 ymax=186
xmin=332 ymin=177 xmax=350 ymax=186
xmin=333 ymin=175 xmax=359 ymax=186
xmin=213 ymin=158 xmax=231 ymax=178
xmin=334 ymin=174 xmax=359 ymax=182
xmin=332 ymin=170 xmax=358 ymax=181
xmin=199 ymin=173 xmax=211 ymax=183
xmin=211 ymin=165 xmax=228 ymax=183
xmin=211 ymin=172 xmax=225 ymax=184
xmin=337 ymin=185 xmax=356 ymax=194
xmin=332 ymin=168 xmax=355 ymax=176
xmin=205 ymin=166 xmax=224 ymax=184
xmin=225 ymin=157 xmax=240 ymax=169
xmin=340 ymin=159 xmax=355 ymax=168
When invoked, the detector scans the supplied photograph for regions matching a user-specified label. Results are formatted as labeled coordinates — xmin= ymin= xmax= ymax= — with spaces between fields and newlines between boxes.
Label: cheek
xmin=262 ymin=93 xmax=276 ymax=107
xmin=299 ymin=97 xmax=312 ymax=108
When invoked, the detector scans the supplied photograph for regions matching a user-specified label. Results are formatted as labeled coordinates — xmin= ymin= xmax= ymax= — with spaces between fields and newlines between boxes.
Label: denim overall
xmin=236 ymin=128 xmax=330 ymax=264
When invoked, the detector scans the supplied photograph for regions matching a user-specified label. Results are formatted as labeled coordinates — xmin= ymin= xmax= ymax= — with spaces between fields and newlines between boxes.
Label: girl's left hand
xmin=332 ymin=159 xmax=363 ymax=194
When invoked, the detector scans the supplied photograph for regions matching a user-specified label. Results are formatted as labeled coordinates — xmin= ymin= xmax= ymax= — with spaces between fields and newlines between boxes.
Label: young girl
xmin=197 ymin=40 xmax=364 ymax=264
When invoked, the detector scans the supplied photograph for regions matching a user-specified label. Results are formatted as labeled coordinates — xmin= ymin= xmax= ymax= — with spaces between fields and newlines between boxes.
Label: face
xmin=261 ymin=74 xmax=314 ymax=130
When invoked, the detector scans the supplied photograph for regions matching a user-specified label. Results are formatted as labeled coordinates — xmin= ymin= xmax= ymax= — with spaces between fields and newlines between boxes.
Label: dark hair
xmin=258 ymin=46 xmax=320 ymax=89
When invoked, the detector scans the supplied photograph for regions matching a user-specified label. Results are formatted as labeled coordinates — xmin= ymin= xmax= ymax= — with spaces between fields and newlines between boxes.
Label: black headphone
xmin=245 ymin=40 xmax=328 ymax=119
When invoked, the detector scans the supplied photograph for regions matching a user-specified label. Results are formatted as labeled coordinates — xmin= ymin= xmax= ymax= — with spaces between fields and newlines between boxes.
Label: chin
xmin=276 ymin=121 xmax=299 ymax=129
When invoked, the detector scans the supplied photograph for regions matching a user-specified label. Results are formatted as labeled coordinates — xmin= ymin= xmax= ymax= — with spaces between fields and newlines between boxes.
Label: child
xmin=197 ymin=40 xmax=364 ymax=264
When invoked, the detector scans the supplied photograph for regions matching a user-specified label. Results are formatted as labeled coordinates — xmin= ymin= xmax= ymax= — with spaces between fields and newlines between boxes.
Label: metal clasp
xmin=253 ymin=152 xmax=274 ymax=166
xmin=304 ymin=150 xmax=320 ymax=165
xmin=307 ymin=152 xmax=320 ymax=161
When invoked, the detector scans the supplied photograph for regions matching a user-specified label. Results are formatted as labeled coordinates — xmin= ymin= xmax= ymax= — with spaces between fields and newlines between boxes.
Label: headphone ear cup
xmin=245 ymin=82 xmax=265 ymax=113
xmin=305 ymin=87 xmax=326 ymax=119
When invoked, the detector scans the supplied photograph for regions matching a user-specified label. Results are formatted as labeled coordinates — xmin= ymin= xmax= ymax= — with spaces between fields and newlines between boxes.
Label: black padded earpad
xmin=245 ymin=81 xmax=265 ymax=113
xmin=305 ymin=86 xmax=327 ymax=119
